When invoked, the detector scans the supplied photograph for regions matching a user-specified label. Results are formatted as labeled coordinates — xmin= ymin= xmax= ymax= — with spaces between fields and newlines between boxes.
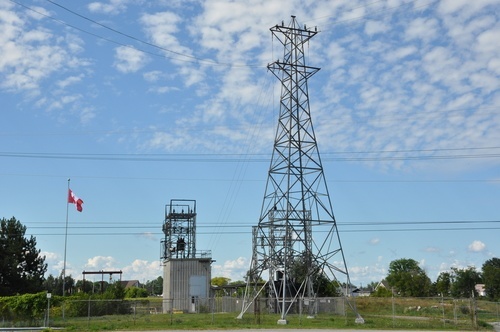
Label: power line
xmin=43 ymin=0 xmax=223 ymax=66
xmin=1 ymin=147 xmax=499 ymax=162
xmin=23 ymin=220 xmax=500 ymax=226
xmin=14 ymin=0 xmax=439 ymax=71
xmin=9 ymin=0 xmax=262 ymax=68
xmin=20 ymin=219 xmax=500 ymax=236
xmin=22 ymin=220 xmax=500 ymax=231
xmin=26 ymin=226 xmax=500 ymax=237
xmin=1 ymin=171 xmax=499 ymax=184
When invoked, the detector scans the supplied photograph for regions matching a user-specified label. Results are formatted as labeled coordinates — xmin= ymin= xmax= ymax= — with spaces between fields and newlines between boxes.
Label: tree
xmin=104 ymin=281 xmax=125 ymax=299
xmin=450 ymin=267 xmax=482 ymax=298
xmin=366 ymin=281 xmax=379 ymax=292
xmin=211 ymin=277 xmax=230 ymax=297
xmin=371 ymin=286 xmax=393 ymax=297
xmin=386 ymin=258 xmax=432 ymax=297
xmin=482 ymin=258 xmax=500 ymax=300
xmin=125 ymin=286 xmax=148 ymax=298
xmin=0 ymin=217 xmax=47 ymax=296
xmin=145 ymin=276 xmax=163 ymax=296
xmin=435 ymin=271 xmax=452 ymax=296
xmin=289 ymin=252 xmax=340 ymax=297
xmin=228 ymin=280 xmax=246 ymax=297
xmin=43 ymin=273 xmax=76 ymax=295
xmin=75 ymin=279 xmax=94 ymax=294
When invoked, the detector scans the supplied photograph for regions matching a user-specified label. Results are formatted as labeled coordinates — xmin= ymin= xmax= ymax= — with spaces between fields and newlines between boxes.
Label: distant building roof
xmin=375 ymin=279 xmax=390 ymax=291
xmin=120 ymin=280 xmax=141 ymax=288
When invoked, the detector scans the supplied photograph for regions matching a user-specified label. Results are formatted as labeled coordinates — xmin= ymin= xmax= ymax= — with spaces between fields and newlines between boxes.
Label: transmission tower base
xmin=277 ymin=319 xmax=288 ymax=325
xmin=355 ymin=315 xmax=365 ymax=324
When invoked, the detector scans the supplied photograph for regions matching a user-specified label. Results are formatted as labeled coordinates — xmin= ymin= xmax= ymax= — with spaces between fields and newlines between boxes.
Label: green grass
xmin=48 ymin=311 xmax=495 ymax=331
xmin=8 ymin=297 xmax=497 ymax=331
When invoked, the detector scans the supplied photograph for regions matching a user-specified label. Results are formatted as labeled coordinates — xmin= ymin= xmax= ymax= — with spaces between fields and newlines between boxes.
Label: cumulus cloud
xmin=122 ymin=259 xmax=161 ymax=281
xmin=85 ymin=255 xmax=117 ymax=269
xmin=212 ymin=257 xmax=248 ymax=281
xmin=348 ymin=263 xmax=386 ymax=284
xmin=468 ymin=240 xmax=486 ymax=252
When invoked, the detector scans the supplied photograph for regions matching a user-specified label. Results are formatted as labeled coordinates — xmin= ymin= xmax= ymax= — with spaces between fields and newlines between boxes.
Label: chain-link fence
xmin=1 ymin=296 xmax=499 ymax=330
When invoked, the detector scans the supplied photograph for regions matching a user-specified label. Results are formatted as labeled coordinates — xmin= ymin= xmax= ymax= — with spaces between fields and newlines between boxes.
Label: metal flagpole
xmin=62 ymin=178 xmax=70 ymax=319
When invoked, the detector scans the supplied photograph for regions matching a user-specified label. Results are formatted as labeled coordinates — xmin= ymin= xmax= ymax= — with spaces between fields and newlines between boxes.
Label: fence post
xmin=87 ymin=296 xmax=91 ymax=328
xmin=441 ymin=294 xmax=445 ymax=328
xmin=211 ymin=296 xmax=214 ymax=323
xmin=391 ymin=288 xmax=395 ymax=328
xmin=470 ymin=292 xmax=477 ymax=330
xmin=133 ymin=300 xmax=137 ymax=325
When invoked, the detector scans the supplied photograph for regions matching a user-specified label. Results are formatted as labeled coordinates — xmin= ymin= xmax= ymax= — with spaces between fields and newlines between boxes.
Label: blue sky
xmin=1 ymin=0 xmax=499 ymax=287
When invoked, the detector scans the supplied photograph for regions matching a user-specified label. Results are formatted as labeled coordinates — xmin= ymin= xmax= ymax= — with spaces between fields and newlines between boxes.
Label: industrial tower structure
xmin=238 ymin=16 xmax=362 ymax=324
xmin=161 ymin=199 xmax=212 ymax=313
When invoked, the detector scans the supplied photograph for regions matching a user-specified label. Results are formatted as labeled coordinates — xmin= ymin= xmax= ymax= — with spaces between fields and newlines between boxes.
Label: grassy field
xmin=44 ymin=296 xmax=499 ymax=331
xmin=47 ymin=312 xmax=495 ymax=331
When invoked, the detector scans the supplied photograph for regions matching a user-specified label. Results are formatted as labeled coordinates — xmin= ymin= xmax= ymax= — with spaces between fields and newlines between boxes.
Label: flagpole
xmin=62 ymin=178 xmax=70 ymax=319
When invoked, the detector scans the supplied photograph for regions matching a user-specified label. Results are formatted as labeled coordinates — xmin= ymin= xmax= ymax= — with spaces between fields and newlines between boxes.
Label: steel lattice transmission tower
xmin=237 ymin=16 xmax=362 ymax=324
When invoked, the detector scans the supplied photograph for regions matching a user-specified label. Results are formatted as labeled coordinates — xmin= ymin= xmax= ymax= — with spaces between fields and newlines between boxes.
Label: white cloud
xmin=364 ymin=20 xmax=389 ymax=36
xmin=438 ymin=0 xmax=498 ymax=16
xmin=79 ymin=106 xmax=96 ymax=124
xmin=468 ymin=240 xmax=486 ymax=252
xmin=405 ymin=17 xmax=439 ymax=41
xmin=114 ymin=46 xmax=149 ymax=73
xmin=138 ymin=232 xmax=158 ymax=241
xmin=122 ymin=259 xmax=161 ymax=281
xmin=140 ymin=11 xmax=185 ymax=55
xmin=86 ymin=255 xmax=117 ymax=269
xmin=87 ymin=0 xmax=131 ymax=15
xmin=475 ymin=26 xmax=500 ymax=56
xmin=56 ymin=75 xmax=84 ymax=89
xmin=369 ymin=238 xmax=380 ymax=245
xmin=143 ymin=70 xmax=162 ymax=82
xmin=385 ymin=45 xmax=418 ymax=62
xmin=212 ymin=257 xmax=248 ymax=281
xmin=348 ymin=263 xmax=386 ymax=284
xmin=0 ymin=5 xmax=89 ymax=98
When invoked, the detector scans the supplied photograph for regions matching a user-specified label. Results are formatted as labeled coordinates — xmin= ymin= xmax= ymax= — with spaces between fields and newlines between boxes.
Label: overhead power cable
xmin=1 ymin=147 xmax=499 ymax=162
xmin=26 ymin=226 xmax=500 ymax=237
xmin=9 ymin=0 xmax=262 ymax=68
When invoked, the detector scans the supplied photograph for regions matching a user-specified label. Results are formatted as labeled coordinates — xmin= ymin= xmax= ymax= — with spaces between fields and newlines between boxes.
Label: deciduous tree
xmin=386 ymin=258 xmax=432 ymax=297
xmin=435 ymin=271 xmax=452 ymax=296
xmin=481 ymin=258 xmax=500 ymax=300
xmin=211 ymin=276 xmax=230 ymax=296
xmin=450 ymin=267 xmax=482 ymax=298
xmin=145 ymin=276 xmax=163 ymax=296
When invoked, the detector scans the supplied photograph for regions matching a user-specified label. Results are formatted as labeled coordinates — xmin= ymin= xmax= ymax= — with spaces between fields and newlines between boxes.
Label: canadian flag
xmin=68 ymin=189 xmax=84 ymax=212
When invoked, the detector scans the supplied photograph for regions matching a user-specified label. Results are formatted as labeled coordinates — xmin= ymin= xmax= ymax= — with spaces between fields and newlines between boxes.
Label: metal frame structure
xmin=161 ymin=199 xmax=197 ymax=261
xmin=238 ymin=16 xmax=362 ymax=324
xmin=82 ymin=270 xmax=122 ymax=294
